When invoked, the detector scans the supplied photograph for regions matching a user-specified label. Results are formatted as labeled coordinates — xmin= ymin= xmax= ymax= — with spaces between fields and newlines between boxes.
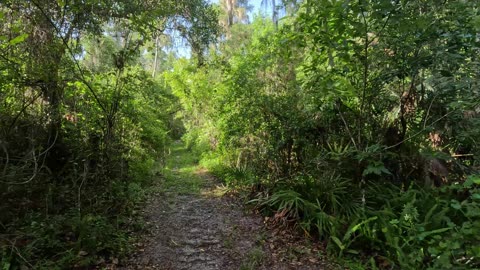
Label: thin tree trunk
xmin=272 ymin=0 xmax=278 ymax=28
xmin=227 ymin=0 xmax=234 ymax=26
xmin=152 ymin=36 xmax=159 ymax=78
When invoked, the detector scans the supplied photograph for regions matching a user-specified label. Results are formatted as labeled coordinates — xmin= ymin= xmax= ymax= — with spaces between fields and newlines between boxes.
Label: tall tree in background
xmin=174 ymin=0 xmax=220 ymax=66
xmin=151 ymin=34 xmax=173 ymax=78
xmin=219 ymin=0 xmax=251 ymax=38
xmin=262 ymin=0 xmax=278 ymax=27
xmin=261 ymin=0 xmax=300 ymax=27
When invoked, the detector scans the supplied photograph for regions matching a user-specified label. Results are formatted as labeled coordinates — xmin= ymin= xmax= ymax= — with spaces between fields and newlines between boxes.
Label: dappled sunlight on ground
xmin=200 ymin=183 xmax=229 ymax=198
xmin=195 ymin=167 xmax=230 ymax=197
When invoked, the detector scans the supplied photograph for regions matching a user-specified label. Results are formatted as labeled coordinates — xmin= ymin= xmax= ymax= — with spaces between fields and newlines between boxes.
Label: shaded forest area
xmin=1 ymin=0 xmax=480 ymax=269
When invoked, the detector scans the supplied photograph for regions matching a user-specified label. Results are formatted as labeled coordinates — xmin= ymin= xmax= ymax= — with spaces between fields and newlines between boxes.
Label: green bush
xmin=331 ymin=177 xmax=480 ymax=269
xmin=250 ymin=175 xmax=480 ymax=269
xmin=0 ymin=210 xmax=134 ymax=269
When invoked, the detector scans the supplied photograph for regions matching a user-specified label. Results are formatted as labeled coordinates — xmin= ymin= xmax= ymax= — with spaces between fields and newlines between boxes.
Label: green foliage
xmin=330 ymin=216 xmax=378 ymax=258
xmin=161 ymin=147 xmax=204 ymax=195
xmin=166 ymin=0 xmax=480 ymax=268
xmin=0 ymin=211 xmax=133 ymax=269
xmin=0 ymin=0 xmax=218 ymax=268
xmin=335 ymin=179 xmax=480 ymax=269
xmin=251 ymin=179 xmax=480 ymax=269
xmin=250 ymin=173 xmax=363 ymax=240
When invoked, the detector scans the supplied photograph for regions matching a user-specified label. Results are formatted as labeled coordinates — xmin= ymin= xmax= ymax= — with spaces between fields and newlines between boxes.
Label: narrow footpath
xmin=123 ymin=142 xmax=332 ymax=270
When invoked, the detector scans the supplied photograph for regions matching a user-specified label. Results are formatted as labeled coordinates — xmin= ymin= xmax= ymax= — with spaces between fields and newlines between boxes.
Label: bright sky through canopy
xmin=209 ymin=0 xmax=270 ymax=15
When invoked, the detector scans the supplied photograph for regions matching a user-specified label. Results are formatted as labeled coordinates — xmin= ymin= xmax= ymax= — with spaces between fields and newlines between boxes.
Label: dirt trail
xmin=122 ymin=144 xmax=331 ymax=270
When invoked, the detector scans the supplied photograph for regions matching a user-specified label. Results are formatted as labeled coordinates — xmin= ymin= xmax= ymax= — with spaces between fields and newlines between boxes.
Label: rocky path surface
xmin=122 ymin=143 xmax=333 ymax=270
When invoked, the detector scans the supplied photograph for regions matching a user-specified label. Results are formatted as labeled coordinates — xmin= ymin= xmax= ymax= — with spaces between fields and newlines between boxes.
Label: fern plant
xmin=259 ymin=189 xmax=310 ymax=220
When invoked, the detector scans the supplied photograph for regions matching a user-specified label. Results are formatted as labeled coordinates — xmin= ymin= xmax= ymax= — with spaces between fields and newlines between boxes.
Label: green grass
xmin=160 ymin=141 xmax=205 ymax=195
xmin=239 ymin=247 xmax=265 ymax=270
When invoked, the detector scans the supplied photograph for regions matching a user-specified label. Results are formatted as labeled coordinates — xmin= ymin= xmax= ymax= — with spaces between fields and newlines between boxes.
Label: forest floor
xmin=121 ymin=142 xmax=338 ymax=270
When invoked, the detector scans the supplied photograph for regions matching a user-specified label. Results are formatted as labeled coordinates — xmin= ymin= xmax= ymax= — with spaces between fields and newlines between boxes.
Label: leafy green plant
xmin=250 ymin=172 xmax=363 ymax=241
xmin=348 ymin=178 xmax=480 ymax=269
xmin=330 ymin=216 xmax=378 ymax=257
xmin=258 ymin=189 xmax=310 ymax=221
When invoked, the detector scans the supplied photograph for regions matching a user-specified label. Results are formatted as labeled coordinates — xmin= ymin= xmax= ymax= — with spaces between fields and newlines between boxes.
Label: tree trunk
xmin=152 ymin=36 xmax=159 ymax=78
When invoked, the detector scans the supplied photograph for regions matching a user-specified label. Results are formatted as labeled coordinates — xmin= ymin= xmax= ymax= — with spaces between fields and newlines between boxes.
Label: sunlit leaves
xmin=8 ymin=33 xmax=28 ymax=45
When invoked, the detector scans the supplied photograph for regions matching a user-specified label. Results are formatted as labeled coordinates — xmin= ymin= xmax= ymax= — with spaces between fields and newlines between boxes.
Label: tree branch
xmin=30 ymin=0 xmax=108 ymax=113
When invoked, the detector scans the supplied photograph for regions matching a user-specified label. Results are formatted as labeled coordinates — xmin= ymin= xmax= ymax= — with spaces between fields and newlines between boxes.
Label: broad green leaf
xmin=471 ymin=176 xmax=480 ymax=185
xmin=9 ymin=33 xmax=28 ymax=45
xmin=471 ymin=246 xmax=480 ymax=257
xmin=363 ymin=162 xmax=391 ymax=176
xmin=472 ymin=16 xmax=480 ymax=31
xmin=417 ymin=227 xmax=450 ymax=240
xmin=349 ymin=216 xmax=378 ymax=234
xmin=2 ymin=261 xmax=11 ymax=270
xmin=428 ymin=246 xmax=439 ymax=256
xmin=464 ymin=175 xmax=480 ymax=188
xmin=450 ymin=200 xmax=461 ymax=210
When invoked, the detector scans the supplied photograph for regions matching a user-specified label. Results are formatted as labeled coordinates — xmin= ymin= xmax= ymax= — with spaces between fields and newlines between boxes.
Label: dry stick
xmin=423 ymin=93 xmax=439 ymax=129
xmin=336 ymin=106 xmax=359 ymax=150
xmin=38 ymin=130 xmax=59 ymax=158
xmin=38 ymin=129 xmax=57 ymax=179
xmin=383 ymin=109 xmax=457 ymax=151
xmin=8 ymin=238 xmax=33 ymax=268
xmin=152 ymin=35 xmax=159 ymax=78
xmin=0 ymin=131 xmax=57 ymax=185
xmin=77 ymin=161 xmax=88 ymax=213
xmin=21 ymin=149 xmax=38 ymax=184
xmin=7 ymin=92 xmax=43 ymax=134
xmin=4 ymin=148 xmax=39 ymax=185
xmin=452 ymin=154 xmax=474 ymax=157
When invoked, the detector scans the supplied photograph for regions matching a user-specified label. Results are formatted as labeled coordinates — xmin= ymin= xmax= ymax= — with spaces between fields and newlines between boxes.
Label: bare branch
xmin=384 ymin=110 xmax=456 ymax=150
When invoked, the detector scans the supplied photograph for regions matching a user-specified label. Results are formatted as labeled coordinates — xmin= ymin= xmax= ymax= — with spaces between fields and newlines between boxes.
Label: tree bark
xmin=152 ymin=36 xmax=159 ymax=78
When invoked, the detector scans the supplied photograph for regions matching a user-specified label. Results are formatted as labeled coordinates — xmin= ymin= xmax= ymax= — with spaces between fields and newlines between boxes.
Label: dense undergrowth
xmin=203 ymin=156 xmax=480 ymax=269
xmin=0 ymin=1 xmax=216 ymax=268
xmin=2 ymin=0 xmax=480 ymax=269
xmin=0 ymin=64 xmax=173 ymax=268
xmin=168 ymin=1 xmax=480 ymax=268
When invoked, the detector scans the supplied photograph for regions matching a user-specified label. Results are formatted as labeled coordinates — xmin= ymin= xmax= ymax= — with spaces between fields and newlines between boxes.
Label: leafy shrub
xmin=250 ymin=174 xmax=480 ymax=269
xmin=251 ymin=172 xmax=364 ymax=241
xmin=0 ymin=210 xmax=134 ymax=269
xmin=328 ymin=177 xmax=480 ymax=269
